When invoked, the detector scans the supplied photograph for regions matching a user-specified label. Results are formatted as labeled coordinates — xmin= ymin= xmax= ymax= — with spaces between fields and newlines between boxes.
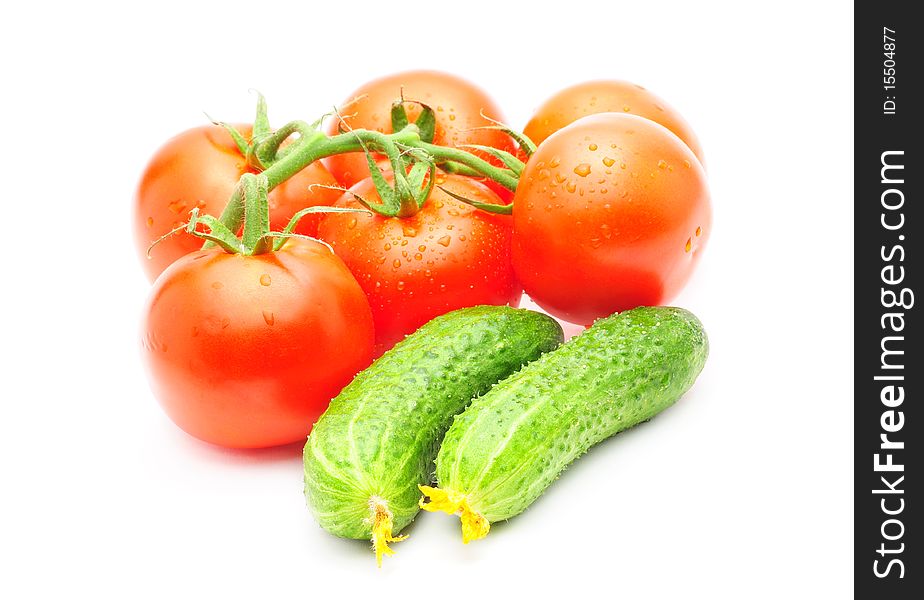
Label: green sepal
xmin=271 ymin=206 xmax=372 ymax=251
xmin=406 ymin=160 xmax=431 ymax=197
xmin=413 ymin=103 xmax=436 ymax=144
xmin=191 ymin=211 xmax=249 ymax=254
xmin=208 ymin=116 xmax=251 ymax=156
xmin=390 ymin=99 xmax=435 ymax=144
xmin=390 ymin=101 xmax=410 ymax=133
xmin=262 ymin=232 xmax=335 ymax=253
xmin=407 ymin=161 xmax=436 ymax=211
xmin=365 ymin=147 xmax=399 ymax=217
xmin=438 ymin=185 xmax=513 ymax=215
xmin=251 ymin=90 xmax=271 ymax=142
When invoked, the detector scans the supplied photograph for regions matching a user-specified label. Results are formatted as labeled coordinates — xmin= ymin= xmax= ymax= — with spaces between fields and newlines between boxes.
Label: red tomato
xmin=142 ymin=239 xmax=374 ymax=448
xmin=323 ymin=70 xmax=515 ymax=190
xmin=523 ymin=80 xmax=705 ymax=164
xmin=512 ymin=113 xmax=711 ymax=325
xmin=134 ymin=124 xmax=341 ymax=282
xmin=318 ymin=174 xmax=522 ymax=354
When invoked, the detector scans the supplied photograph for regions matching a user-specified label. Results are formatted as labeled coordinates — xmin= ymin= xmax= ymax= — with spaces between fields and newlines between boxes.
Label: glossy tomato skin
xmin=142 ymin=239 xmax=374 ymax=448
xmin=513 ymin=113 xmax=711 ymax=325
xmin=323 ymin=70 xmax=515 ymax=189
xmin=318 ymin=174 xmax=522 ymax=355
xmin=523 ymin=80 xmax=705 ymax=164
xmin=134 ymin=124 xmax=340 ymax=282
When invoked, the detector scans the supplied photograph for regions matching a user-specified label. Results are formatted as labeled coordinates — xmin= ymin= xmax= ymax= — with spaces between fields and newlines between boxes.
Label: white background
xmin=2 ymin=1 xmax=853 ymax=597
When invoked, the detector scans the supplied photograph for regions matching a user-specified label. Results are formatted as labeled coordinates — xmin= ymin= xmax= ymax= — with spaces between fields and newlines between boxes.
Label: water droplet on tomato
xmin=685 ymin=238 xmax=692 ymax=253
xmin=392 ymin=259 xmax=401 ymax=268
xmin=414 ymin=253 xmax=423 ymax=260
xmin=347 ymin=218 xmax=357 ymax=230
xmin=566 ymin=181 xmax=577 ymax=193
xmin=538 ymin=169 xmax=551 ymax=180
xmin=168 ymin=200 xmax=187 ymax=214
xmin=573 ymin=164 xmax=591 ymax=177
xmin=437 ymin=235 xmax=451 ymax=247
xmin=658 ymin=160 xmax=668 ymax=170
xmin=221 ymin=317 xmax=230 ymax=329
xmin=696 ymin=226 xmax=703 ymax=237
xmin=212 ymin=281 xmax=223 ymax=290
xmin=146 ymin=217 xmax=154 ymax=228
xmin=590 ymin=238 xmax=603 ymax=248
xmin=384 ymin=243 xmax=392 ymax=251
xmin=396 ymin=281 xmax=406 ymax=291
xmin=262 ymin=310 xmax=275 ymax=326
xmin=622 ymin=106 xmax=631 ymax=112
xmin=683 ymin=159 xmax=692 ymax=169
xmin=602 ymin=156 xmax=615 ymax=167
xmin=588 ymin=143 xmax=598 ymax=151
xmin=259 ymin=274 xmax=272 ymax=286
xmin=402 ymin=226 xmax=418 ymax=237
xmin=549 ymin=156 xmax=561 ymax=168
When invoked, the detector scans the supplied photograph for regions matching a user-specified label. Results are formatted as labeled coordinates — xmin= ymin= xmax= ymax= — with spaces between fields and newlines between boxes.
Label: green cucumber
xmin=302 ymin=305 xmax=563 ymax=564
xmin=420 ymin=306 xmax=708 ymax=542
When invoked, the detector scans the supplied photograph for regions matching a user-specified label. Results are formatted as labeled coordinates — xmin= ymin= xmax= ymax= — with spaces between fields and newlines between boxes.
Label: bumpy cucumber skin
xmin=303 ymin=306 xmax=564 ymax=539
xmin=434 ymin=306 xmax=708 ymax=522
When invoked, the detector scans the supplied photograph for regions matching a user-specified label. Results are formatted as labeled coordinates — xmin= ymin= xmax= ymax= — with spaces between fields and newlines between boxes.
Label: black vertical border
xmin=855 ymin=1 xmax=920 ymax=596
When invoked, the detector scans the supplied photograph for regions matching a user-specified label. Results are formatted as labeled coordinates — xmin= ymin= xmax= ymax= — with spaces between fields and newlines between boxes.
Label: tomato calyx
xmin=149 ymin=173 xmax=367 ymax=258
xmin=389 ymin=97 xmax=436 ymax=144
xmin=208 ymin=91 xmax=272 ymax=171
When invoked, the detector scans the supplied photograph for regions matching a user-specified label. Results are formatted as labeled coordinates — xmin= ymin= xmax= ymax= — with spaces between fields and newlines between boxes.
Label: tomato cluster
xmin=134 ymin=71 xmax=711 ymax=448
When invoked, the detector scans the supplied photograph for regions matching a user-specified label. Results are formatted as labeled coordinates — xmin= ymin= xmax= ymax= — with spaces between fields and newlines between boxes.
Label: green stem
xmin=241 ymin=173 xmax=271 ymax=255
xmin=206 ymin=122 xmax=519 ymax=247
